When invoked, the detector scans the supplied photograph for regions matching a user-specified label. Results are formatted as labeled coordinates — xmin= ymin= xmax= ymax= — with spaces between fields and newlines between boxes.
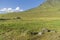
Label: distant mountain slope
xmin=40 ymin=0 xmax=60 ymax=9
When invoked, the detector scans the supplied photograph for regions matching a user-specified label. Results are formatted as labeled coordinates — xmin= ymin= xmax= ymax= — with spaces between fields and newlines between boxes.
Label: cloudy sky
xmin=0 ymin=0 xmax=45 ymax=13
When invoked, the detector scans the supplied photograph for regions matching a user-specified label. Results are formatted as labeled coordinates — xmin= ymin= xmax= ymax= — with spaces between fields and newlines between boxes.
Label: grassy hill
xmin=0 ymin=0 xmax=60 ymax=40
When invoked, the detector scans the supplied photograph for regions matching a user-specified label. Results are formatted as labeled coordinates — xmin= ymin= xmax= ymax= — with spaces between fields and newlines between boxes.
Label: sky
xmin=0 ymin=0 xmax=45 ymax=13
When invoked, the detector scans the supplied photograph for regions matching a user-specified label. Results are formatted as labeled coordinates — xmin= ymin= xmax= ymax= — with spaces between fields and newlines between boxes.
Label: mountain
xmin=40 ymin=0 xmax=60 ymax=9
xmin=25 ymin=0 xmax=60 ymax=17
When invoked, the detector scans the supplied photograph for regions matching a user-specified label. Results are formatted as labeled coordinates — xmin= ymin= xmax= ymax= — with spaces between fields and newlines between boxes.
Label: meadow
xmin=0 ymin=5 xmax=60 ymax=40
xmin=0 ymin=14 xmax=60 ymax=40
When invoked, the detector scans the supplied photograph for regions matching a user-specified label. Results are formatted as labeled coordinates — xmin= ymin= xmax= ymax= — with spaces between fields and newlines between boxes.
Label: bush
xmin=14 ymin=17 xmax=21 ymax=19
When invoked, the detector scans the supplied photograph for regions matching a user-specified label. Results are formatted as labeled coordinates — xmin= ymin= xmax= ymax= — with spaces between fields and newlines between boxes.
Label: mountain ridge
xmin=40 ymin=0 xmax=60 ymax=8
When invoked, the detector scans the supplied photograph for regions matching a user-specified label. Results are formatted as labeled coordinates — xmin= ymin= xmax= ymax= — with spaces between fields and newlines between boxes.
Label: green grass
xmin=0 ymin=11 xmax=60 ymax=40
xmin=0 ymin=0 xmax=60 ymax=40
xmin=0 ymin=17 xmax=60 ymax=40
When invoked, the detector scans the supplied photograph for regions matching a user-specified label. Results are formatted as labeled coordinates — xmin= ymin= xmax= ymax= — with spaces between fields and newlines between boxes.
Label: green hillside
xmin=0 ymin=0 xmax=60 ymax=40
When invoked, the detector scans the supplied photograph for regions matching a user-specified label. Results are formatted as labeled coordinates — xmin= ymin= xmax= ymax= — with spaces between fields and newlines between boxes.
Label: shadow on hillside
xmin=0 ymin=18 xmax=10 ymax=20
xmin=0 ymin=17 xmax=21 ymax=21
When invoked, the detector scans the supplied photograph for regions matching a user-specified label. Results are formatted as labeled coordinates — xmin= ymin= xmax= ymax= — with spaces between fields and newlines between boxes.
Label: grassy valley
xmin=0 ymin=0 xmax=60 ymax=40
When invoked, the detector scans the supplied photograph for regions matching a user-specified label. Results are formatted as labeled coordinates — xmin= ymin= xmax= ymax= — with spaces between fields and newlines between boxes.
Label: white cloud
xmin=0 ymin=7 xmax=23 ymax=13
xmin=7 ymin=8 xmax=14 ymax=12
xmin=8 ymin=8 xmax=12 ymax=11
xmin=0 ymin=8 xmax=7 ymax=11
xmin=20 ymin=9 xmax=23 ymax=11
xmin=15 ymin=7 xmax=23 ymax=11
xmin=15 ymin=7 xmax=20 ymax=11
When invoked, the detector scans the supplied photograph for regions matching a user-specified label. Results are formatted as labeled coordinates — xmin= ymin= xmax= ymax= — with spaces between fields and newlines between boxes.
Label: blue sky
xmin=0 ymin=0 xmax=45 ymax=11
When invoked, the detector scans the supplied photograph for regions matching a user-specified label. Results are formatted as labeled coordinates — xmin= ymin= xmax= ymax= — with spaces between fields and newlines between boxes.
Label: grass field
xmin=0 ymin=15 xmax=60 ymax=40
xmin=0 ymin=0 xmax=60 ymax=39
